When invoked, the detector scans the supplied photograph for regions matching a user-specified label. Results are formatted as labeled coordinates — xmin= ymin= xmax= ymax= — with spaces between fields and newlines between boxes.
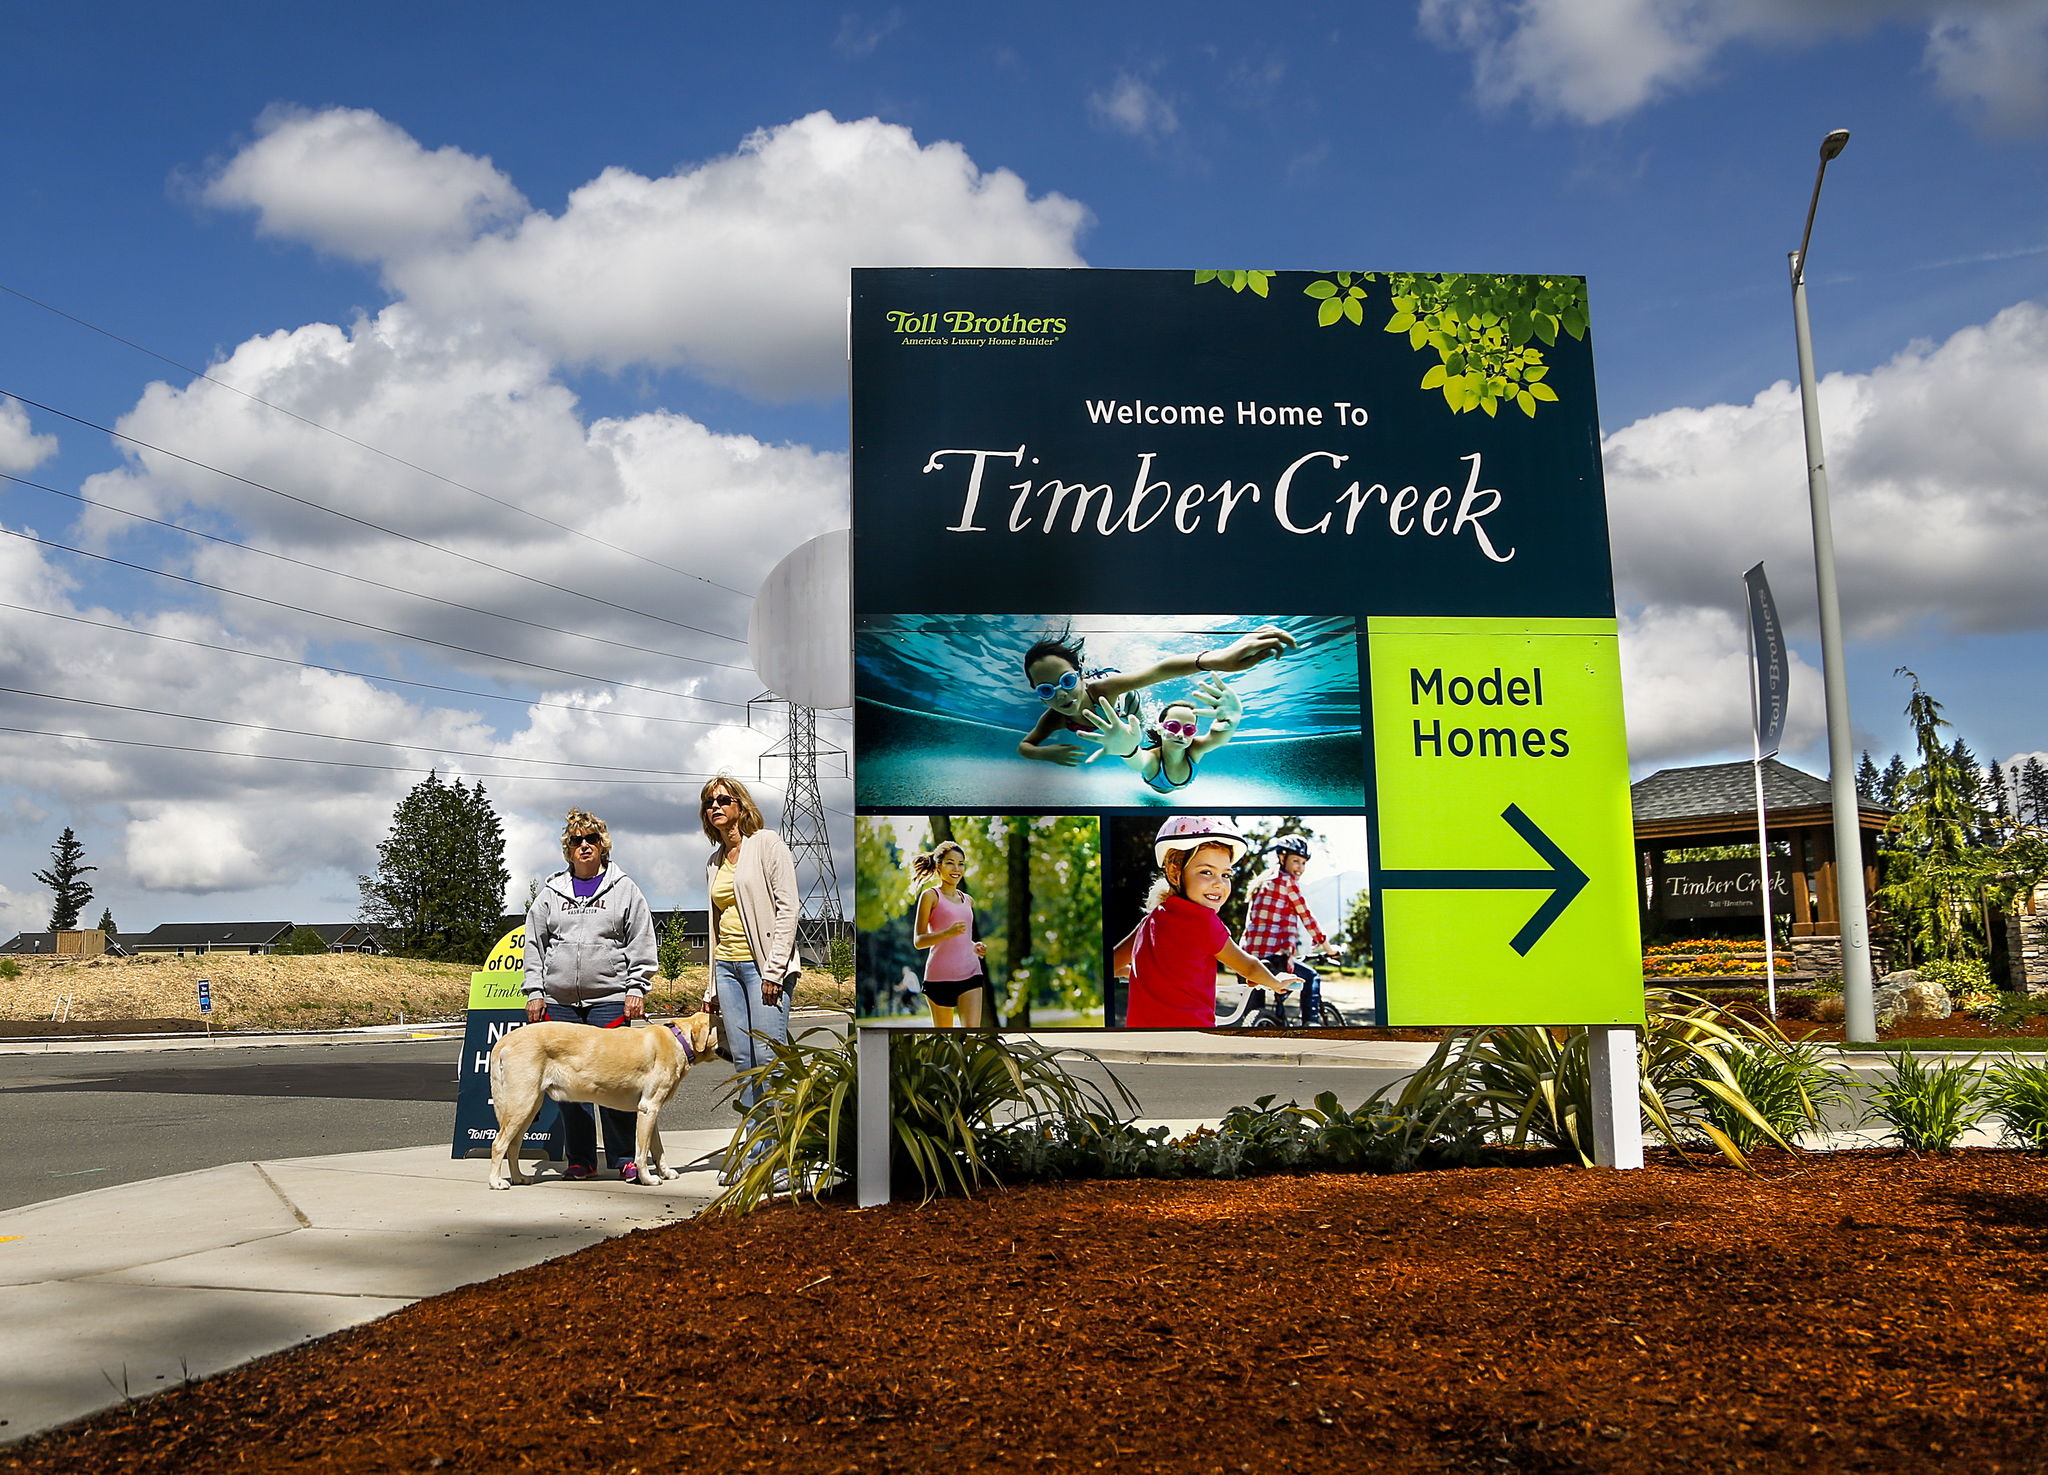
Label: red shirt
xmin=1242 ymin=870 xmax=1327 ymax=958
xmin=1126 ymin=894 xmax=1230 ymax=1028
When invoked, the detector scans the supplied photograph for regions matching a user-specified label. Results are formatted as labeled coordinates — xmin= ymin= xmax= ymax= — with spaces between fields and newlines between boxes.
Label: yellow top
xmin=712 ymin=855 xmax=752 ymax=962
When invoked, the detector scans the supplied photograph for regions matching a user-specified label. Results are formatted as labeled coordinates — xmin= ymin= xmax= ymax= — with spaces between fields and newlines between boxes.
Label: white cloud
xmin=1089 ymin=73 xmax=1181 ymax=140
xmin=1605 ymin=300 xmax=2048 ymax=640
xmin=1927 ymin=3 xmax=2048 ymax=132
xmin=0 ymin=397 xmax=58 ymax=473
xmin=1618 ymin=604 xmax=1827 ymax=768
xmin=1420 ymin=0 xmax=2048 ymax=128
xmin=0 ymin=880 xmax=45 ymax=938
xmin=202 ymin=108 xmax=1089 ymax=400
xmin=202 ymin=105 xmax=527 ymax=261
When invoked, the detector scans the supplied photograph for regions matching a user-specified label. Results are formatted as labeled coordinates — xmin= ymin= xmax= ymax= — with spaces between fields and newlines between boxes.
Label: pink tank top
xmin=923 ymin=888 xmax=980 ymax=983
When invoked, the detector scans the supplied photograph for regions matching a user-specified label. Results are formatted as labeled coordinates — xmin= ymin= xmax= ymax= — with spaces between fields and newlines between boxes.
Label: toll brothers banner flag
xmin=850 ymin=268 xmax=1644 ymax=1029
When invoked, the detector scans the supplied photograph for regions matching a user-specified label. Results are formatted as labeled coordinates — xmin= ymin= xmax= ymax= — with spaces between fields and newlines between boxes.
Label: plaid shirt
xmin=1241 ymin=869 xmax=1326 ymax=959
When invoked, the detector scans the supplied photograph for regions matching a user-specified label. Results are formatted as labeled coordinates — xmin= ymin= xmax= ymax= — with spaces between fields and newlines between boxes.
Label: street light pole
xmin=1789 ymin=127 xmax=1876 ymax=1043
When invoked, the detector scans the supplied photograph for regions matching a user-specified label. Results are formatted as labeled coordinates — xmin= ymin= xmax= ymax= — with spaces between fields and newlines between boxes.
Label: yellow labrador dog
xmin=487 ymin=1014 xmax=718 ymax=1190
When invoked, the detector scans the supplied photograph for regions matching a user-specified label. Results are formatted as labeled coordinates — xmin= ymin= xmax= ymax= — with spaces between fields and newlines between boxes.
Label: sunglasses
xmin=569 ymin=833 xmax=602 ymax=847
xmin=1033 ymin=670 xmax=1082 ymax=703
xmin=1159 ymin=719 xmax=1197 ymax=739
xmin=705 ymin=795 xmax=739 ymax=809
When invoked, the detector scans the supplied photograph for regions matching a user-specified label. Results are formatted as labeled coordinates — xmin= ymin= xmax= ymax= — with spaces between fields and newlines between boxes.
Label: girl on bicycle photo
xmin=1112 ymin=816 xmax=1295 ymax=1028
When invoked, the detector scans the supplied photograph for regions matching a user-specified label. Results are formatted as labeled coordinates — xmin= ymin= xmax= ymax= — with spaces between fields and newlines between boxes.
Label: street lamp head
xmin=1820 ymin=129 xmax=1850 ymax=161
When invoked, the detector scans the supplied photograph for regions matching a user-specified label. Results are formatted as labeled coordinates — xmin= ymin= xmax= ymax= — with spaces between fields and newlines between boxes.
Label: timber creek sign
xmin=1656 ymin=860 xmax=1792 ymax=919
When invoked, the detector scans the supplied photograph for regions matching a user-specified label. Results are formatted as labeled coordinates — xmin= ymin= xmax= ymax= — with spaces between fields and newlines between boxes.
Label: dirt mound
xmin=0 ymin=952 xmax=851 ymax=1031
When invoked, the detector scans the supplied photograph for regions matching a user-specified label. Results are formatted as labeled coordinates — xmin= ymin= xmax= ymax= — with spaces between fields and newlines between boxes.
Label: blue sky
xmin=2 ymin=1 xmax=2044 ymax=936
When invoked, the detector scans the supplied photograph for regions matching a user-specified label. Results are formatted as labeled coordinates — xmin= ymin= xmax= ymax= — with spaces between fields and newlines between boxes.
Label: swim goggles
xmin=1159 ymin=719 xmax=1197 ymax=739
xmin=1033 ymin=671 xmax=1083 ymax=702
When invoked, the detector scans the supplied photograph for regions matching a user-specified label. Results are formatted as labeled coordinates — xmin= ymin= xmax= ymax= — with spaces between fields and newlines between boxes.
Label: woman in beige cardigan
xmin=701 ymin=776 xmax=801 ymax=1118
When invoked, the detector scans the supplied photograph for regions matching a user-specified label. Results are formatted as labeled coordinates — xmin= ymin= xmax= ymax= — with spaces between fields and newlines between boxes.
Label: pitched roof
xmin=1631 ymin=758 xmax=1857 ymax=824
xmin=134 ymin=921 xmax=296 ymax=947
xmin=1 ymin=932 xmax=55 ymax=954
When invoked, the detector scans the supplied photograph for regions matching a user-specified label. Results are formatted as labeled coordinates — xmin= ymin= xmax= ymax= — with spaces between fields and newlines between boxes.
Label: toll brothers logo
xmin=884 ymin=309 xmax=1066 ymax=348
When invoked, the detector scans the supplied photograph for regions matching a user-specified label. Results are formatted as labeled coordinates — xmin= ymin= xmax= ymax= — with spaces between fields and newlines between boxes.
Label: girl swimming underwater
xmin=1113 ymin=816 xmax=1295 ymax=1029
xmin=1016 ymin=622 xmax=1295 ymax=767
xmin=1084 ymin=678 xmax=1244 ymax=793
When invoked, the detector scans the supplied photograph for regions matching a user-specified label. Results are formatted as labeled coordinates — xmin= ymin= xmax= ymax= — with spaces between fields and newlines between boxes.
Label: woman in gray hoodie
xmin=521 ymin=809 xmax=659 ymax=1181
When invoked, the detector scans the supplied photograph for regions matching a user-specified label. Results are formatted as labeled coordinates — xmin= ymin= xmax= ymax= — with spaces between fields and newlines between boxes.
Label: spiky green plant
xmin=1447 ymin=989 xmax=1798 ymax=1166
xmin=1699 ymin=1037 xmax=1850 ymax=1155
xmin=1982 ymin=1057 xmax=2048 ymax=1151
xmin=1864 ymin=1050 xmax=1987 ymax=1152
xmin=713 ymin=1029 xmax=1137 ymax=1212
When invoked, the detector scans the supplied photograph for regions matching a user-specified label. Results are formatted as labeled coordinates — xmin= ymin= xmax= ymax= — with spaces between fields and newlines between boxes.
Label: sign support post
xmin=1588 ymin=1026 xmax=1645 ymax=1169
xmin=856 ymin=1025 xmax=891 ymax=1207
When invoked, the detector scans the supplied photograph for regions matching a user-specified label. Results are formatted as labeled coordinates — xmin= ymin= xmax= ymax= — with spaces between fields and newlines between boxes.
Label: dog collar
xmin=668 ymin=1021 xmax=696 ymax=1062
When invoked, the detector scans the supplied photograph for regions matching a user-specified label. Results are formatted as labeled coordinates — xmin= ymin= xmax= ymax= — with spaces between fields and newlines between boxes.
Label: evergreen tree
xmin=34 ymin=828 xmax=96 ymax=932
xmin=1879 ymin=753 xmax=1910 ymax=811
xmin=95 ymin=907 xmax=116 ymax=938
xmin=1856 ymin=751 xmax=1881 ymax=802
xmin=1880 ymin=673 xmax=1999 ymax=963
xmin=2021 ymin=757 xmax=2048 ymax=828
xmin=1988 ymin=760 xmax=2012 ymax=822
xmin=358 ymin=773 xmax=510 ymax=963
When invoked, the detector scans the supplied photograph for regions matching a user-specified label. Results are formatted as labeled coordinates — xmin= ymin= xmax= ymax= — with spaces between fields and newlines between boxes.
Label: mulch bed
xmin=8 ymin=1153 xmax=2048 ymax=1473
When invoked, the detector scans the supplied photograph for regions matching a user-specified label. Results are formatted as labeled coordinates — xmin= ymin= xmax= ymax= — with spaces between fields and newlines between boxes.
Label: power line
xmin=0 ymin=281 xmax=754 ymax=599
xmin=0 ymin=524 xmax=747 ymax=709
xmin=0 ymin=683 xmax=725 ymax=777
xmin=0 ymin=600 xmax=738 ymax=729
xmin=0 ymin=389 xmax=749 ymax=647
xmin=0 ymin=722 xmax=779 ymax=787
xmin=0 ymin=471 xmax=750 ymax=672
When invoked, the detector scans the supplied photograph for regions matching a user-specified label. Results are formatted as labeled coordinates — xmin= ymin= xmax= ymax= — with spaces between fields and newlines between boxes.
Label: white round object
xmin=749 ymin=528 xmax=851 ymax=708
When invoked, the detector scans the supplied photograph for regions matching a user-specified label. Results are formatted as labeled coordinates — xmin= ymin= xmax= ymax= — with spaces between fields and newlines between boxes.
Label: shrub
xmin=1813 ymin=995 xmax=1847 ymax=1024
xmin=1984 ymin=993 xmax=2048 ymax=1033
xmin=1697 ymin=1038 xmax=1847 ymax=1154
xmin=0 ymin=959 xmax=20 ymax=980
xmin=1864 ymin=1050 xmax=1987 ymax=1152
xmin=715 ymin=1029 xmax=1137 ymax=1212
xmin=1983 ymin=1058 xmax=2048 ymax=1151
xmin=1449 ymin=989 xmax=1796 ymax=1166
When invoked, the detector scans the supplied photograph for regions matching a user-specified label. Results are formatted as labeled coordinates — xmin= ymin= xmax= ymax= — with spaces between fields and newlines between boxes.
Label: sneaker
xmin=619 ymin=1161 xmax=641 ymax=1184
xmin=563 ymin=1164 xmax=597 ymax=1181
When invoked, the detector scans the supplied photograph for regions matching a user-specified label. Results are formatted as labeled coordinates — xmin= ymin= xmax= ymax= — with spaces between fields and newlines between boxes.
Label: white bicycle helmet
xmin=1152 ymin=815 xmax=1249 ymax=866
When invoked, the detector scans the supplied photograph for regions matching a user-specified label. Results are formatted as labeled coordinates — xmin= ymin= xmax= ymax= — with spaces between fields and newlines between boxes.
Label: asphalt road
xmin=0 ymin=1036 xmax=1413 ymax=1211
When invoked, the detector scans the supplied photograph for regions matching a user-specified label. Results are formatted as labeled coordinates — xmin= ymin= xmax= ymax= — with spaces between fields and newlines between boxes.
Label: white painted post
xmin=856 ymin=1025 xmax=891 ymax=1207
xmin=1588 ymin=1026 xmax=1645 ymax=1169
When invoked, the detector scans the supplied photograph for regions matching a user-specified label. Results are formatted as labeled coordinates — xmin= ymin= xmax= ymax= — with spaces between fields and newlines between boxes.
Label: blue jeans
xmin=1263 ymin=956 xmax=1322 ymax=1026
xmin=543 ymin=1000 xmax=640 ymax=1167
xmin=715 ymin=958 xmax=792 ymax=1113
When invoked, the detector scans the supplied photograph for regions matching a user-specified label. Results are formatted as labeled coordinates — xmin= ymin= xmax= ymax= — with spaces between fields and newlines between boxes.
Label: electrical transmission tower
xmin=752 ymin=696 xmax=847 ymax=964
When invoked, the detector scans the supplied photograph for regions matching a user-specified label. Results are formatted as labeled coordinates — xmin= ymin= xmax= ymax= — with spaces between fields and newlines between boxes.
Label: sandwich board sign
xmin=450 ymin=926 xmax=562 ymax=1160
xmin=848 ymin=267 xmax=1642 ymax=1032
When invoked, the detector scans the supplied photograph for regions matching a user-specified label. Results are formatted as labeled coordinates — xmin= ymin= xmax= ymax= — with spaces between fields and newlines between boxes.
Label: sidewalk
xmin=0 ymin=1134 xmax=729 ymax=1446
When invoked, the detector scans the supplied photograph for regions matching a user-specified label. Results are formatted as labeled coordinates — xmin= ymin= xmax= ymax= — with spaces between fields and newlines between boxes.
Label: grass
xmin=1837 ymin=1038 xmax=2048 ymax=1053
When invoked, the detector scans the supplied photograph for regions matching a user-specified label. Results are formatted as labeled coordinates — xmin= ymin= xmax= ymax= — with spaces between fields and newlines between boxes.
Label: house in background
xmin=303 ymin=923 xmax=388 ymax=954
xmin=129 ymin=922 xmax=296 ymax=956
xmin=1 ymin=930 xmax=129 ymax=957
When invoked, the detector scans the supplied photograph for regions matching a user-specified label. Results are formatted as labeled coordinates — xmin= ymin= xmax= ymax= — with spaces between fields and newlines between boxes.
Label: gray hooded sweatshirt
xmin=522 ymin=867 xmax=658 ymax=1008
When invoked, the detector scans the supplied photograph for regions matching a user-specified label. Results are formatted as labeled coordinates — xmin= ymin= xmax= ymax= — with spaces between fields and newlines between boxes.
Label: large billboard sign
xmin=851 ymin=268 xmax=1642 ymax=1028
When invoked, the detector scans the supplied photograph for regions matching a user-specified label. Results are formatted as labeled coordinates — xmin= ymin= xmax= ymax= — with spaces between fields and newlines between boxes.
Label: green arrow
xmin=1377 ymin=804 xmax=1590 ymax=956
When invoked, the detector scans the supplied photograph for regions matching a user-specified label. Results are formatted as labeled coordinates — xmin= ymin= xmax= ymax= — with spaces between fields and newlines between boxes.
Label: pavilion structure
xmin=1631 ymin=759 xmax=1890 ymax=974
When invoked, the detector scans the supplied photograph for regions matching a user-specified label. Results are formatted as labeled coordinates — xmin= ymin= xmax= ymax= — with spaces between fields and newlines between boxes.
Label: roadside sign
xmin=449 ymin=927 xmax=561 ymax=1160
xmin=850 ymin=266 xmax=1643 ymax=1028
xmin=196 ymin=977 xmax=212 ymax=1015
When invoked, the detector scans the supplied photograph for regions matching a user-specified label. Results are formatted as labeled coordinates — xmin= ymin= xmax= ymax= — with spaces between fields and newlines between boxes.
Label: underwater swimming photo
xmin=854 ymin=613 xmax=1365 ymax=811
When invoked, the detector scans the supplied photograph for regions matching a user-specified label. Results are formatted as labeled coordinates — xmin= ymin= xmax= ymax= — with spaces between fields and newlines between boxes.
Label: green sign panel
xmin=1369 ymin=617 xmax=1639 ymax=1024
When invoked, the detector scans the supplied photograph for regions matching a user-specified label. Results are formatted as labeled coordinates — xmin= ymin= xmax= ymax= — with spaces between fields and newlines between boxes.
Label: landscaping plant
xmin=714 ymin=1029 xmax=1137 ymax=1212
xmin=1699 ymin=1036 xmax=1848 ymax=1154
xmin=1447 ymin=989 xmax=1797 ymax=1166
xmin=1982 ymin=1056 xmax=2048 ymax=1151
xmin=1864 ymin=1049 xmax=1988 ymax=1152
